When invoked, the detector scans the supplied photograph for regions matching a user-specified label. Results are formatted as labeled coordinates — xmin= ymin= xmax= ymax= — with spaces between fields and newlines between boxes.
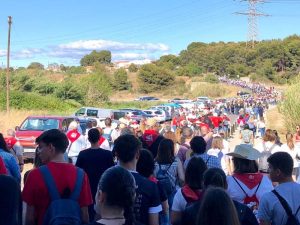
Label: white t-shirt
xmin=281 ymin=143 xmax=299 ymax=168
xmin=172 ymin=188 xmax=187 ymax=212
xmin=256 ymin=141 xmax=282 ymax=154
xmin=227 ymin=175 xmax=273 ymax=203
xmin=258 ymin=182 xmax=300 ymax=225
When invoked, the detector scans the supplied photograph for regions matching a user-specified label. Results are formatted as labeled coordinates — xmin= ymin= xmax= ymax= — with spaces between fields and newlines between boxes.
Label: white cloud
xmin=0 ymin=39 xmax=170 ymax=63
xmin=0 ymin=50 xmax=6 ymax=57
xmin=58 ymin=39 xmax=170 ymax=52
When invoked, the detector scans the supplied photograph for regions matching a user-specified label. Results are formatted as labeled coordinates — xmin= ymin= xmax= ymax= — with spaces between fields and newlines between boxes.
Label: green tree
xmin=113 ymin=68 xmax=131 ymax=91
xmin=80 ymin=50 xmax=112 ymax=66
xmin=138 ymin=64 xmax=174 ymax=93
xmin=27 ymin=62 xmax=44 ymax=70
xmin=128 ymin=63 xmax=138 ymax=72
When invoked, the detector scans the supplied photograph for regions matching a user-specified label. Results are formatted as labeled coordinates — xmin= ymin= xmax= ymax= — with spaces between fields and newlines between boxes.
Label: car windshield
xmin=20 ymin=118 xmax=59 ymax=131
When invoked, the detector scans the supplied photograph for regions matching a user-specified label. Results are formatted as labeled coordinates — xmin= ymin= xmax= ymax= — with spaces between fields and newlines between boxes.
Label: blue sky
xmin=0 ymin=0 xmax=299 ymax=67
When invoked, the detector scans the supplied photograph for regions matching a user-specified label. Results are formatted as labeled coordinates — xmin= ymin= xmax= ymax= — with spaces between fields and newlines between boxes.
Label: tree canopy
xmin=80 ymin=50 xmax=112 ymax=66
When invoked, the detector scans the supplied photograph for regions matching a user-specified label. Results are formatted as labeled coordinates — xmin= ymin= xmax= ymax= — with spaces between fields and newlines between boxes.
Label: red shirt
xmin=0 ymin=157 xmax=7 ymax=175
xmin=22 ymin=162 xmax=92 ymax=225
xmin=209 ymin=116 xmax=223 ymax=128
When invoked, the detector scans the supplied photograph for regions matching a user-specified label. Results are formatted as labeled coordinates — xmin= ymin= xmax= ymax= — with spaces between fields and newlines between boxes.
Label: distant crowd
xmin=0 ymin=80 xmax=299 ymax=225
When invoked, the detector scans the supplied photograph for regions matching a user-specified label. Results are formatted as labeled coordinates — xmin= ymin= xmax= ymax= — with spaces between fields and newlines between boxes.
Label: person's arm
xmin=149 ymin=213 xmax=159 ymax=225
xmin=161 ymin=200 xmax=169 ymax=215
xmin=81 ymin=206 xmax=89 ymax=224
xmin=171 ymin=211 xmax=182 ymax=225
xmin=9 ymin=156 xmax=21 ymax=183
xmin=177 ymin=160 xmax=185 ymax=185
xmin=24 ymin=204 xmax=36 ymax=225
xmin=259 ymin=220 xmax=271 ymax=225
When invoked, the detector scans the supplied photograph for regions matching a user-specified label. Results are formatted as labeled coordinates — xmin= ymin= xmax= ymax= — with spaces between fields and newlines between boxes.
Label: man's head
xmin=88 ymin=128 xmax=100 ymax=144
xmin=200 ymin=126 xmax=209 ymax=136
xmin=268 ymin=152 xmax=293 ymax=182
xmin=36 ymin=129 xmax=69 ymax=163
xmin=7 ymin=129 xmax=15 ymax=137
xmin=190 ymin=136 xmax=207 ymax=154
xmin=113 ymin=134 xmax=142 ymax=164
xmin=105 ymin=118 xmax=112 ymax=127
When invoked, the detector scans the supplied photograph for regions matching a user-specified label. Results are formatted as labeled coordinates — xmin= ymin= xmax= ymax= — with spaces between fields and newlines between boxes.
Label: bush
xmin=113 ymin=69 xmax=131 ymax=91
xmin=280 ymin=78 xmax=300 ymax=131
xmin=128 ymin=63 xmax=138 ymax=72
xmin=138 ymin=64 xmax=175 ymax=93
xmin=204 ymin=73 xmax=219 ymax=83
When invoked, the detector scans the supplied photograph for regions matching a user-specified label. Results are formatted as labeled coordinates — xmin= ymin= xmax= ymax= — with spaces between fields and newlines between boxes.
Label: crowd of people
xmin=0 ymin=79 xmax=299 ymax=225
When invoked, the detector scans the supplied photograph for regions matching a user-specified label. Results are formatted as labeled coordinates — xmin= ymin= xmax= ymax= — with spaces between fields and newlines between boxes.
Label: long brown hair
xmin=196 ymin=187 xmax=240 ymax=225
xmin=211 ymin=136 xmax=224 ymax=150
xmin=263 ymin=129 xmax=276 ymax=142
xmin=156 ymin=139 xmax=175 ymax=164
xmin=286 ymin=133 xmax=294 ymax=150
xmin=233 ymin=157 xmax=258 ymax=174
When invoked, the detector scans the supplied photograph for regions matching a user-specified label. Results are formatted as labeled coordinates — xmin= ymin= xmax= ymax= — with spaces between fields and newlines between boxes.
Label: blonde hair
xmin=211 ymin=136 xmax=224 ymax=150
xmin=286 ymin=133 xmax=294 ymax=150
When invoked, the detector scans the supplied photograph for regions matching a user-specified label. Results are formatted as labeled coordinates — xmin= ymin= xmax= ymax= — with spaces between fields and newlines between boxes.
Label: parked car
xmin=148 ymin=106 xmax=172 ymax=120
xmin=169 ymin=98 xmax=193 ymax=104
xmin=134 ymin=96 xmax=160 ymax=101
xmin=15 ymin=116 xmax=77 ymax=159
xmin=143 ymin=109 xmax=167 ymax=122
xmin=74 ymin=107 xmax=126 ymax=120
xmin=196 ymin=96 xmax=211 ymax=103
xmin=120 ymin=109 xmax=152 ymax=121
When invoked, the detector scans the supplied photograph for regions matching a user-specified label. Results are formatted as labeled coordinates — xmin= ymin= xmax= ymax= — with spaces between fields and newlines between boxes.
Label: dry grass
xmin=0 ymin=109 xmax=50 ymax=134
xmin=266 ymin=106 xmax=287 ymax=141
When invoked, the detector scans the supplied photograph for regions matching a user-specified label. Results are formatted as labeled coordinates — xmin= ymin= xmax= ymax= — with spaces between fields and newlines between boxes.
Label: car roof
xmin=26 ymin=115 xmax=76 ymax=119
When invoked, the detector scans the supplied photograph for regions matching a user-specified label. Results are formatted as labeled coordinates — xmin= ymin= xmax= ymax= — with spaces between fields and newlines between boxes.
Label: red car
xmin=15 ymin=116 xmax=77 ymax=159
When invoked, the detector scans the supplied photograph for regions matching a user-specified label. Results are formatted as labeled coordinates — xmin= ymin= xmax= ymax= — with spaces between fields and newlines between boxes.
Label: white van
xmin=74 ymin=107 xmax=126 ymax=120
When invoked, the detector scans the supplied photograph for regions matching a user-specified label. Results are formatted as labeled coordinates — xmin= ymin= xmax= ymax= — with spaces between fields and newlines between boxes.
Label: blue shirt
xmin=0 ymin=148 xmax=20 ymax=183
xmin=184 ymin=152 xmax=221 ymax=170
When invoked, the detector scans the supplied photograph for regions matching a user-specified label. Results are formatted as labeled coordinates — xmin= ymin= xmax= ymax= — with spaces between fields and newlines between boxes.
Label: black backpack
xmin=156 ymin=163 xmax=175 ymax=196
xmin=272 ymin=190 xmax=300 ymax=225
xmin=258 ymin=143 xmax=275 ymax=173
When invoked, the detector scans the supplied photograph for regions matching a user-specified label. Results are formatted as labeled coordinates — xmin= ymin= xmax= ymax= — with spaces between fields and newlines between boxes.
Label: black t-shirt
xmin=131 ymin=172 xmax=162 ymax=225
xmin=76 ymin=148 xmax=114 ymax=197
xmin=182 ymin=199 xmax=258 ymax=225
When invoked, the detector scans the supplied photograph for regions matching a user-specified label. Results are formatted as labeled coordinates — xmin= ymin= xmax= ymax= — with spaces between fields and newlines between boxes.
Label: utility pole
xmin=6 ymin=16 xmax=12 ymax=114
xmin=235 ymin=0 xmax=269 ymax=48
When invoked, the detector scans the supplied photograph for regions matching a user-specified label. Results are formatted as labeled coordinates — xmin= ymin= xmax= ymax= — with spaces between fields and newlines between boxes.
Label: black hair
xmin=156 ymin=139 xmax=175 ymax=164
xmin=268 ymin=152 xmax=293 ymax=176
xmin=243 ymin=124 xmax=250 ymax=130
xmin=113 ymin=134 xmax=142 ymax=163
xmin=185 ymin=157 xmax=207 ymax=190
xmin=88 ymin=128 xmax=100 ymax=144
xmin=190 ymin=136 xmax=207 ymax=154
xmin=36 ymin=129 xmax=69 ymax=154
xmin=233 ymin=157 xmax=258 ymax=173
xmin=136 ymin=149 xmax=154 ymax=178
xmin=0 ymin=133 xmax=9 ymax=152
xmin=203 ymin=168 xmax=227 ymax=189
xmin=98 ymin=166 xmax=136 ymax=225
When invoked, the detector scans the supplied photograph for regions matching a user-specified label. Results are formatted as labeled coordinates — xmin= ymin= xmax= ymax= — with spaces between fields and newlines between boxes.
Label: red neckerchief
xmin=142 ymin=129 xmax=159 ymax=147
xmin=4 ymin=137 xmax=17 ymax=149
xmin=148 ymin=175 xmax=158 ymax=184
xmin=233 ymin=173 xmax=263 ymax=189
xmin=66 ymin=130 xmax=81 ymax=143
xmin=181 ymin=185 xmax=203 ymax=203
xmin=98 ymin=136 xmax=106 ymax=146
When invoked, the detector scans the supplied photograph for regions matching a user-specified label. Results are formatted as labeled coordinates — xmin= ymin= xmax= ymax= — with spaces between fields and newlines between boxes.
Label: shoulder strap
xmin=269 ymin=144 xmax=277 ymax=152
xmin=254 ymin=179 xmax=262 ymax=194
xmin=67 ymin=142 xmax=73 ymax=155
xmin=232 ymin=176 xmax=248 ymax=197
xmin=39 ymin=165 xmax=60 ymax=201
xmin=158 ymin=162 xmax=173 ymax=174
xmin=272 ymin=190 xmax=294 ymax=217
xmin=205 ymin=156 xmax=211 ymax=165
xmin=70 ymin=167 xmax=84 ymax=200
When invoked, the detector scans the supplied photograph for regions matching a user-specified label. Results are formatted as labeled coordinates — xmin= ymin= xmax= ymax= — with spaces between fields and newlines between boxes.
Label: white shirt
xmin=207 ymin=148 xmax=229 ymax=175
xmin=227 ymin=175 xmax=273 ymax=204
xmin=281 ymin=143 xmax=298 ymax=168
xmin=172 ymin=188 xmax=187 ymax=212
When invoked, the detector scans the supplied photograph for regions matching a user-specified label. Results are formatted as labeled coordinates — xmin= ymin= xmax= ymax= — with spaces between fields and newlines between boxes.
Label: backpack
xmin=272 ymin=190 xmax=300 ymax=225
xmin=156 ymin=162 xmax=175 ymax=196
xmin=232 ymin=176 xmax=262 ymax=209
xmin=40 ymin=165 xmax=84 ymax=225
xmin=258 ymin=143 xmax=276 ymax=173
xmin=241 ymin=130 xmax=252 ymax=144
